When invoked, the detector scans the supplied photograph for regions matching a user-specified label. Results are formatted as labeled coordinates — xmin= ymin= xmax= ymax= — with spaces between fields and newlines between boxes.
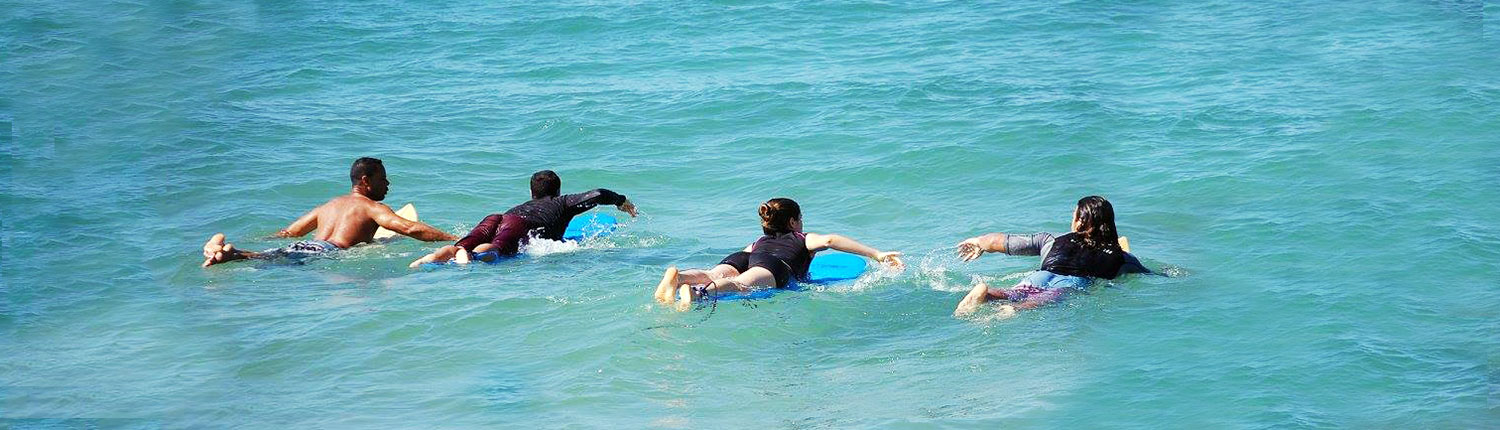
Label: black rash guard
xmin=1003 ymin=232 xmax=1151 ymax=277
xmin=502 ymin=189 xmax=627 ymax=240
xmin=1040 ymin=233 xmax=1126 ymax=279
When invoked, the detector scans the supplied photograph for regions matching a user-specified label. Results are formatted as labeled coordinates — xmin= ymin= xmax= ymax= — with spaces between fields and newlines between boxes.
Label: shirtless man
xmin=201 ymin=157 xmax=457 ymax=267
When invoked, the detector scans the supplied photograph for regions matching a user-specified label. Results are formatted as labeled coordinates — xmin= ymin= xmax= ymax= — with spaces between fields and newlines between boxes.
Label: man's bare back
xmin=200 ymin=158 xmax=456 ymax=267
xmin=278 ymin=194 xmax=408 ymax=248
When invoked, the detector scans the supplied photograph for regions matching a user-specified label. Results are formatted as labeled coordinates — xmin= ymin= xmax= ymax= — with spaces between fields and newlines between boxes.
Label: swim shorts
xmin=260 ymin=240 xmax=339 ymax=260
xmin=455 ymin=214 xmax=533 ymax=256
xmin=999 ymin=270 xmax=1091 ymax=303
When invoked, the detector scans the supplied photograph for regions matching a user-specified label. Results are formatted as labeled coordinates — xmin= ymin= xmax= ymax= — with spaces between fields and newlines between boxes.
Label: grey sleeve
xmin=1002 ymin=232 xmax=1056 ymax=256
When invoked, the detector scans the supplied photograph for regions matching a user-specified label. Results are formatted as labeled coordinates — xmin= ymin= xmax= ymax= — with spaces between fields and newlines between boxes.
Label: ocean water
xmin=3 ymin=0 xmax=1498 ymax=428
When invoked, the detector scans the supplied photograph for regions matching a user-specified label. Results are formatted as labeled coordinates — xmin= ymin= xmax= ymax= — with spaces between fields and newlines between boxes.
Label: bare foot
xmin=201 ymin=233 xmax=244 ymax=267
xmin=454 ymin=248 xmax=470 ymax=265
xmin=408 ymin=252 xmax=440 ymax=268
xmin=203 ymin=233 xmax=225 ymax=259
xmin=953 ymin=282 xmax=992 ymax=317
xmin=674 ymin=284 xmax=697 ymax=312
xmin=995 ymin=304 xmax=1018 ymax=319
xmin=410 ymin=245 xmax=461 ymax=268
xmin=655 ymin=267 xmax=679 ymax=304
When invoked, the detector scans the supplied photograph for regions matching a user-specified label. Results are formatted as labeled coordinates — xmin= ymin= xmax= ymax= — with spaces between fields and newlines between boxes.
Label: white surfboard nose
xmin=374 ymin=203 xmax=419 ymax=240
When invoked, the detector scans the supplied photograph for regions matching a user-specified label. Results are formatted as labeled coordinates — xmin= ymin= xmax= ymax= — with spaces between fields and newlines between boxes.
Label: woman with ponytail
xmin=653 ymin=198 xmax=904 ymax=310
xmin=952 ymin=196 xmax=1151 ymax=317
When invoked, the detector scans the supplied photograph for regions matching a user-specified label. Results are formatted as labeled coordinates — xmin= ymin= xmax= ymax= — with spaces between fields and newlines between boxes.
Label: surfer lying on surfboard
xmin=952 ymin=196 xmax=1151 ymax=318
xmin=407 ymin=170 xmax=637 ymax=267
xmin=200 ymin=157 xmax=458 ymax=267
xmin=653 ymin=198 xmax=904 ymax=311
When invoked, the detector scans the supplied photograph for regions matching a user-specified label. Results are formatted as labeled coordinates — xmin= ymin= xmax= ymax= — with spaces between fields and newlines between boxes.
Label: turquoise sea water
xmin=4 ymin=0 xmax=1498 ymax=427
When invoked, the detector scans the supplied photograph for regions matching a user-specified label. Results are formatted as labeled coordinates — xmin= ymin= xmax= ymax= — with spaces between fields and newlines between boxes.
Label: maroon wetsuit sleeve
xmin=560 ymin=189 xmax=627 ymax=218
xmin=455 ymin=214 xmax=504 ymax=251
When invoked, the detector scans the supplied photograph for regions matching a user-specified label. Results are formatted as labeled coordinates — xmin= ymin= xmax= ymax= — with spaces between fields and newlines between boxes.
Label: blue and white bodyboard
xmin=561 ymin=212 xmax=618 ymax=241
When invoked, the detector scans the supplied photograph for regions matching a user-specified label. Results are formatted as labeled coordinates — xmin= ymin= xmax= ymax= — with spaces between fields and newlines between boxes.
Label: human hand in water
xmin=874 ymin=251 xmax=905 ymax=270
xmin=956 ymin=237 xmax=985 ymax=262
xmin=617 ymin=200 xmax=638 ymax=218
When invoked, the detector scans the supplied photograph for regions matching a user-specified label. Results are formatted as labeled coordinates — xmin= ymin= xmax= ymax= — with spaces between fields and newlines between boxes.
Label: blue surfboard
xmin=562 ymin=212 xmax=618 ymax=241
xmin=711 ymin=252 xmax=869 ymax=301
xmin=420 ymin=213 xmax=618 ymax=267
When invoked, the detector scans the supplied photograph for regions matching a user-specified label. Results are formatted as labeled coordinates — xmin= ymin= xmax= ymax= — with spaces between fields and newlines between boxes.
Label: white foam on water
xmin=833 ymin=263 xmax=901 ymax=293
xmin=521 ymin=238 xmax=584 ymax=257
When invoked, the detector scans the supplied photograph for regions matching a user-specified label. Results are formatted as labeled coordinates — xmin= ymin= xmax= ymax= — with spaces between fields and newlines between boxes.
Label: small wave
xmin=911 ymin=247 xmax=983 ymax=292
xmin=568 ymin=233 xmax=668 ymax=250
xmin=1156 ymin=265 xmax=1191 ymax=278
xmin=818 ymin=263 xmax=904 ymax=294
xmin=520 ymin=230 xmax=661 ymax=257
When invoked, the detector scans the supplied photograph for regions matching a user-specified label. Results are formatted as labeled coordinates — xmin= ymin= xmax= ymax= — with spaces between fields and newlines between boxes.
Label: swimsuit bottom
xmin=718 ymin=251 xmax=798 ymax=288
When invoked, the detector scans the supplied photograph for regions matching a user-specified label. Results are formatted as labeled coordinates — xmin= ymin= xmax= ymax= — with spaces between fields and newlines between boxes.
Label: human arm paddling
xmin=274 ymin=209 xmax=320 ymax=238
xmin=805 ymin=233 xmax=904 ymax=269
xmin=370 ymin=204 xmax=456 ymax=242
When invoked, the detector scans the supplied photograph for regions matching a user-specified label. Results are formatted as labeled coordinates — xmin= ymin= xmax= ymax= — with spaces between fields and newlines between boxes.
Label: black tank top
xmin=1040 ymin=233 xmax=1125 ymax=279
xmin=752 ymin=232 xmax=812 ymax=280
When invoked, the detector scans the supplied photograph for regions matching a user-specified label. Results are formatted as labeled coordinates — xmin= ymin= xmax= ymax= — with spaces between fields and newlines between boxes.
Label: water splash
xmin=521 ymin=238 xmax=584 ymax=257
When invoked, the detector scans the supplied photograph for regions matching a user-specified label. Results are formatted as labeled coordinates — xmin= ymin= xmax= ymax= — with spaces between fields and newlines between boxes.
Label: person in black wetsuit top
xmin=652 ymin=198 xmax=904 ymax=311
xmin=408 ymin=170 xmax=637 ymax=267
xmin=951 ymin=196 xmax=1152 ymax=318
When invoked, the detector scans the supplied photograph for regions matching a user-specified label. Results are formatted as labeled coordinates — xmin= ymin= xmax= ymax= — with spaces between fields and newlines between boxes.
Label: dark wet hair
xmin=350 ymin=157 xmax=384 ymax=185
xmin=530 ymin=170 xmax=561 ymax=199
xmin=759 ymin=198 xmax=802 ymax=235
xmin=1074 ymin=195 xmax=1120 ymax=251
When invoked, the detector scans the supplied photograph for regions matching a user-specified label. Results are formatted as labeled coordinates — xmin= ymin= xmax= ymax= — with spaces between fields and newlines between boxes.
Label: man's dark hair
xmin=350 ymin=157 xmax=384 ymax=185
xmin=530 ymin=170 xmax=561 ymax=199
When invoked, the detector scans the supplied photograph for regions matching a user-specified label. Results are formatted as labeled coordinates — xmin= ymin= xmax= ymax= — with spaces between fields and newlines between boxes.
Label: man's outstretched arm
xmin=369 ymin=204 xmax=457 ymax=242
xmin=274 ymin=209 xmax=319 ymax=238
xmin=563 ymin=189 xmax=636 ymax=217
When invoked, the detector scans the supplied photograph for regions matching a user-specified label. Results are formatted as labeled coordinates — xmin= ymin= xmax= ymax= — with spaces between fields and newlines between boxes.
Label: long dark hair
xmin=759 ymin=198 xmax=801 ymax=236
xmin=1074 ymin=195 xmax=1120 ymax=251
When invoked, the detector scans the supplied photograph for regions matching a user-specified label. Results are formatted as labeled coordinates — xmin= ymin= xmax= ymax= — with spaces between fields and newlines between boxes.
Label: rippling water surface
xmin=3 ymin=0 xmax=1497 ymax=427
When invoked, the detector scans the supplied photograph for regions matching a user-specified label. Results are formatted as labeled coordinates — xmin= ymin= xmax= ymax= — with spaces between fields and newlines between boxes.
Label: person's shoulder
xmin=801 ymin=231 xmax=829 ymax=244
xmin=315 ymin=195 xmax=349 ymax=210
xmin=331 ymin=195 xmax=387 ymax=211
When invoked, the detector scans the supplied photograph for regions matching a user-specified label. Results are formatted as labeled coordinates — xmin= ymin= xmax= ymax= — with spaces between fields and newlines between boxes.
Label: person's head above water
xmin=530 ymin=170 xmax=561 ymax=199
xmin=1071 ymin=195 xmax=1119 ymax=250
xmin=350 ymin=157 xmax=388 ymax=201
xmin=759 ymin=197 xmax=803 ymax=235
